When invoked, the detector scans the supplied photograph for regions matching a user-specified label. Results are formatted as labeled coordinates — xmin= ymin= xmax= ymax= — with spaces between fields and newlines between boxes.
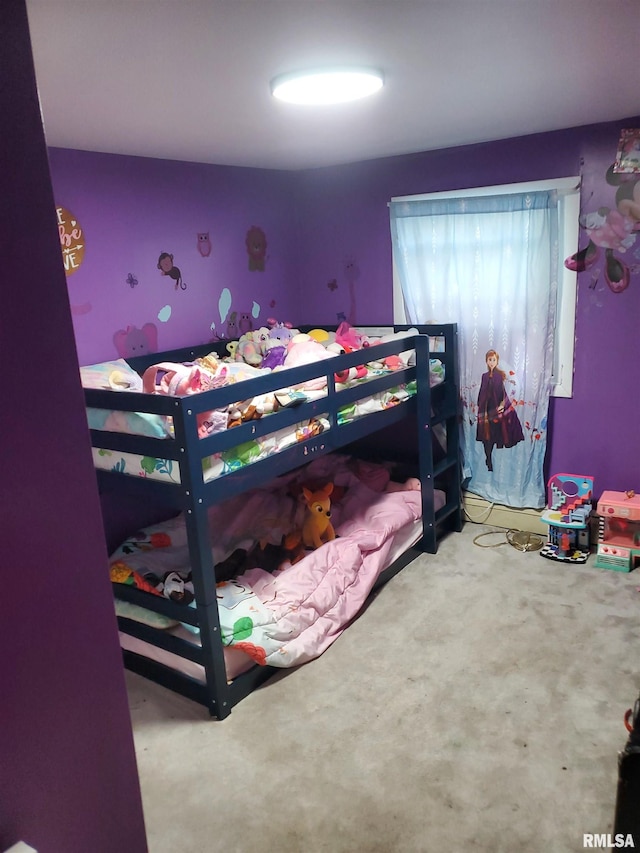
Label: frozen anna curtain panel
xmin=390 ymin=189 xmax=559 ymax=508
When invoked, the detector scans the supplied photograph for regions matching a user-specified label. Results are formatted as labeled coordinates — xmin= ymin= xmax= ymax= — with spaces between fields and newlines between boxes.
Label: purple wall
xmin=48 ymin=148 xmax=299 ymax=366
xmin=47 ymin=117 xmax=640 ymax=499
xmin=1 ymin=2 xmax=147 ymax=851
xmin=294 ymin=119 xmax=640 ymax=498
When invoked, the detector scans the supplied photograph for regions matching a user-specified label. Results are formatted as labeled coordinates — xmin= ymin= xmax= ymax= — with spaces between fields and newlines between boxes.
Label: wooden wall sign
xmin=56 ymin=206 xmax=85 ymax=275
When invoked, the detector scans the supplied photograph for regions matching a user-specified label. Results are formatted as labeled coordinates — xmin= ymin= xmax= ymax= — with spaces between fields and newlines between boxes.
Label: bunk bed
xmin=83 ymin=324 xmax=462 ymax=718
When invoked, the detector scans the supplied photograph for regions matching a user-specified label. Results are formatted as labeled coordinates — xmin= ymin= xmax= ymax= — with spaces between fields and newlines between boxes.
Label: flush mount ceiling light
xmin=270 ymin=67 xmax=384 ymax=105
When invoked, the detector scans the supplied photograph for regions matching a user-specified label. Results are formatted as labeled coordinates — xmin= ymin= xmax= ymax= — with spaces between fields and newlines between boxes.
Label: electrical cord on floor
xmin=472 ymin=529 xmax=509 ymax=548
xmin=464 ymin=491 xmax=545 ymax=551
xmin=463 ymin=501 xmax=496 ymax=524
xmin=472 ymin=528 xmax=545 ymax=552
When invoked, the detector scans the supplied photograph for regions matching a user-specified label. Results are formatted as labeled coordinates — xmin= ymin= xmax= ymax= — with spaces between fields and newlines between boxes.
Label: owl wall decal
xmin=238 ymin=311 xmax=253 ymax=334
xmin=197 ymin=232 xmax=212 ymax=257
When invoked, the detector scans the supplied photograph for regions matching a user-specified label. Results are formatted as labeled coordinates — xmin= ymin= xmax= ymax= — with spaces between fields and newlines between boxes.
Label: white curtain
xmin=390 ymin=190 xmax=558 ymax=508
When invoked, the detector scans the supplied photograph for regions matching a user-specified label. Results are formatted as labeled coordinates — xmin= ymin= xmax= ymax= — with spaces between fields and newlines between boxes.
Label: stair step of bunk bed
xmin=436 ymin=498 xmax=463 ymax=526
xmin=434 ymin=456 xmax=459 ymax=478
xmin=86 ymin=323 xmax=463 ymax=718
xmin=431 ymin=409 xmax=456 ymax=426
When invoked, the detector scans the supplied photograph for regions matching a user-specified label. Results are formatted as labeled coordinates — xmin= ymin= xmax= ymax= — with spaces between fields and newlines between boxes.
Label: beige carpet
xmin=125 ymin=521 xmax=640 ymax=853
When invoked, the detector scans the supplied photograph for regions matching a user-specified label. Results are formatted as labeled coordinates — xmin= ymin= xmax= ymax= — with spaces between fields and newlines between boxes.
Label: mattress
xmin=83 ymin=335 xmax=445 ymax=485
xmin=91 ymin=382 xmax=417 ymax=484
xmin=118 ymin=506 xmax=440 ymax=684
xmin=112 ymin=451 xmax=445 ymax=683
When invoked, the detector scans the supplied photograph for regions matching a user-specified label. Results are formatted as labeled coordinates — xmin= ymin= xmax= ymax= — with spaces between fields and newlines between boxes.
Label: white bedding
xmin=90 ymin=385 xmax=421 ymax=485
xmin=92 ymin=413 xmax=332 ymax=484
xmin=83 ymin=340 xmax=444 ymax=485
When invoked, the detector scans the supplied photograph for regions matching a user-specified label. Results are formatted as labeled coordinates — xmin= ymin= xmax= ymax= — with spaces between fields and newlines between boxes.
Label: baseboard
xmin=462 ymin=491 xmax=546 ymax=535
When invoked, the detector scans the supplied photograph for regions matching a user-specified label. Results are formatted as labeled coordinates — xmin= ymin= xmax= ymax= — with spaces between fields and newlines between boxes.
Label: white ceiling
xmin=26 ymin=0 xmax=640 ymax=172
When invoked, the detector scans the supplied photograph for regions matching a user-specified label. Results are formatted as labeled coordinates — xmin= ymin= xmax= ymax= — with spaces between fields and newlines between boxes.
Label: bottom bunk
xmin=109 ymin=452 xmax=450 ymax=716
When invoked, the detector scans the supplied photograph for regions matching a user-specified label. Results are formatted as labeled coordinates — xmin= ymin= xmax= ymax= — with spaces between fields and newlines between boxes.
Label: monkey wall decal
xmin=157 ymin=252 xmax=187 ymax=290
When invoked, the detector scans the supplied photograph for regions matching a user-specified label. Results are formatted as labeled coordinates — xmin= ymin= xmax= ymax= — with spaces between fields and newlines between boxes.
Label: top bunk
xmin=82 ymin=323 xmax=460 ymax=513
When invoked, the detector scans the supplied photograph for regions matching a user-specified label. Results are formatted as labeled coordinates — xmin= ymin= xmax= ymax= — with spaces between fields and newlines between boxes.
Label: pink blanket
xmin=110 ymin=454 xmax=435 ymax=671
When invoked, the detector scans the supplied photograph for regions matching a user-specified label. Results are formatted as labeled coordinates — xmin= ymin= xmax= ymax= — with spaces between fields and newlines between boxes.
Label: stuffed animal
xmin=335 ymin=321 xmax=370 ymax=351
xmin=329 ymin=345 xmax=367 ymax=382
xmin=267 ymin=321 xmax=298 ymax=346
xmin=226 ymin=392 xmax=279 ymax=428
xmin=236 ymin=331 xmax=264 ymax=366
xmin=307 ymin=328 xmax=336 ymax=346
xmin=253 ymin=326 xmax=272 ymax=355
xmin=301 ymin=483 xmax=335 ymax=548
xmin=294 ymin=418 xmax=325 ymax=442
xmin=259 ymin=321 xmax=298 ymax=368
xmin=284 ymin=334 xmax=339 ymax=390
xmin=371 ymin=330 xmax=418 ymax=368
xmin=261 ymin=346 xmax=287 ymax=370
xmin=327 ymin=342 xmax=368 ymax=384
xmin=142 ymin=362 xmax=215 ymax=396
xmin=141 ymin=360 xmax=229 ymax=437
xmin=328 ymin=323 xmax=372 ymax=383
xmin=283 ymin=483 xmax=336 ymax=562
xmin=266 ymin=318 xmax=298 ymax=336
xmin=195 ymin=352 xmax=221 ymax=374
xmin=285 ymin=334 xmax=338 ymax=365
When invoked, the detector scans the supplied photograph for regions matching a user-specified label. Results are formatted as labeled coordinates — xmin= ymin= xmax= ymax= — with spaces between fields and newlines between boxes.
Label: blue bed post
xmin=415 ymin=334 xmax=438 ymax=553
xmin=436 ymin=323 xmax=462 ymax=534
xmin=430 ymin=324 xmax=463 ymax=537
xmin=414 ymin=325 xmax=463 ymax=552
xmin=172 ymin=403 xmax=232 ymax=719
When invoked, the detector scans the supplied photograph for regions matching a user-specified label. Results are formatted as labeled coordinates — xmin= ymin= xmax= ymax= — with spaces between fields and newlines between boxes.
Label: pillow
xmin=81 ymin=358 xmax=172 ymax=438
xmin=115 ymin=598 xmax=179 ymax=630
xmin=80 ymin=358 xmax=143 ymax=391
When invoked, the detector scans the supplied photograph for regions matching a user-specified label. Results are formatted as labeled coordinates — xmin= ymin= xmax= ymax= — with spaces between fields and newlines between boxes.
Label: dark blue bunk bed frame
xmin=85 ymin=324 xmax=462 ymax=719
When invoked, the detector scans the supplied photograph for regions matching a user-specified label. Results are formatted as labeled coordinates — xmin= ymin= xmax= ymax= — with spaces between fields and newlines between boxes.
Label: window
xmin=391 ymin=177 xmax=580 ymax=397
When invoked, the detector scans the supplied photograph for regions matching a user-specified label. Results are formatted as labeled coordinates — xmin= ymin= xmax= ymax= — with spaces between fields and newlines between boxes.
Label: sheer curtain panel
xmin=390 ymin=190 xmax=559 ymax=508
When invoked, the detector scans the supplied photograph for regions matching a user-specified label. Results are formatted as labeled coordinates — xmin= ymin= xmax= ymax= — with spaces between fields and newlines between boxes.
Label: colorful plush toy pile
xmin=136 ymin=321 xmax=418 ymax=436
xmin=226 ymin=319 xmax=299 ymax=369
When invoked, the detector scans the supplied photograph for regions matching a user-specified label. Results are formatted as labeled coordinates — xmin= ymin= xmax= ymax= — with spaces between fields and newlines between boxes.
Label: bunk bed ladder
xmin=400 ymin=324 xmax=463 ymax=552
xmin=431 ymin=323 xmax=463 ymax=538
xmin=414 ymin=334 xmax=438 ymax=553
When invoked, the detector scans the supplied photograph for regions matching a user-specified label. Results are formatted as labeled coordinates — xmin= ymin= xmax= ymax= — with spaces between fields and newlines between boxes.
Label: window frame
xmin=391 ymin=176 xmax=581 ymax=398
